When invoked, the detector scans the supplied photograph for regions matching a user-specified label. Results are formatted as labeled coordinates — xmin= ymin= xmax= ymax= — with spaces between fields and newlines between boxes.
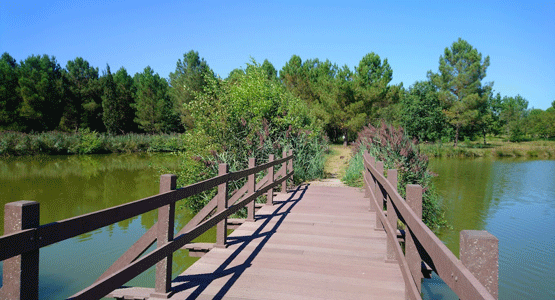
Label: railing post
xmin=247 ymin=158 xmax=256 ymax=222
xmin=460 ymin=230 xmax=499 ymax=299
xmin=266 ymin=154 xmax=275 ymax=206
xmin=406 ymin=184 xmax=423 ymax=296
xmin=288 ymin=149 xmax=293 ymax=184
xmin=152 ymin=174 xmax=176 ymax=298
xmin=2 ymin=201 xmax=39 ymax=300
xmin=385 ymin=169 xmax=398 ymax=263
xmin=216 ymin=164 xmax=229 ymax=248
xmin=374 ymin=161 xmax=384 ymax=231
xmin=281 ymin=149 xmax=287 ymax=194
xmin=367 ymin=155 xmax=376 ymax=212
xmin=363 ymin=151 xmax=370 ymax=199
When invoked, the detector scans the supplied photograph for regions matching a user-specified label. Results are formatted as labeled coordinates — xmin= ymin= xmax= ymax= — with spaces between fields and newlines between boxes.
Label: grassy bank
xmin=419 ymin=138 xmax=555 ymax=159
xmin=0 ymin=131 xmax=189 ymax=156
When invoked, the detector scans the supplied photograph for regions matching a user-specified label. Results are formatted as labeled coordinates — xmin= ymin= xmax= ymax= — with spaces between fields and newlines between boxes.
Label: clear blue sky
xmin=2 ymin=0 xmax=554 ymax=109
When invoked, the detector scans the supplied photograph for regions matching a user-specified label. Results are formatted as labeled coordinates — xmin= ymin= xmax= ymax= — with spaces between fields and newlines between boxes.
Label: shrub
xmin=347 ymin=121 xmax=447 ymax=230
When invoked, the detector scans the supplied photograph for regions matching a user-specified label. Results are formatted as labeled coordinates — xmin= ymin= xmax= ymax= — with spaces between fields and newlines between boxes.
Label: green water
xmin=0 ymin=153 xmax=216 ymax=299
xmin=423 ymin=158 xmax=555 ymax=299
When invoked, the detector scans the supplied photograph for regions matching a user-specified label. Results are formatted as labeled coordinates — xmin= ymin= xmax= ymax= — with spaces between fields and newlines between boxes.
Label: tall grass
xmin=342 ymin=151 xmax=364 ymax=187
xmin=344 ymin=121 xmax=447 ymax=231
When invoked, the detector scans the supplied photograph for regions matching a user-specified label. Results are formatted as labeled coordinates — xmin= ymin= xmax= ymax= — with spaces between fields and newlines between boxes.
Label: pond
xmin=423 ymin=157 xmax=555 ymax=299
xmin=0 ymin=153 xmax=215 ymax=299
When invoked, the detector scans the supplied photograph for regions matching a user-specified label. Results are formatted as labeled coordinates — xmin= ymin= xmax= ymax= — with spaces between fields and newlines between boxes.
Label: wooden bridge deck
xmin=113 ymin=184 xmax=405 ymax=299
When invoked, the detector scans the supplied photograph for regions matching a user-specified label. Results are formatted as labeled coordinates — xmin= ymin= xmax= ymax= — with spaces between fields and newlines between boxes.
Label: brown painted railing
xmin=362 ymin=151 xmax=499 ymax=300
xmin=0 ymin=149 xmax=294 ymax=300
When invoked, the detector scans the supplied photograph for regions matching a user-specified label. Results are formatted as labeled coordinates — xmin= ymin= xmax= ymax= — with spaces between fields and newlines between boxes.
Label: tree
xmin=101 ymin=65 xmax=118 ymax=134
xmin=102 ymin=66 xmax=137 ymax=134
xmin=429 ymin=38 xmax=492 ymax=147
xmin=17 ymin=54 xmax=64 ymax=131
xmin=528 ymin=108 xmax=555 ymax=139
xmin=133 ymin=66 xmax=175 ymax=133
xmin=499 ymin=95 xmax=529 ymax=142
xmin=168 ymin=50 xmax=212 ymax=130
xmin=62 ymin=57 xmax=102 ymax=131
xmin=113 ymin=67 xmax=137 ymax=133
xmin=401 ymin=81 xmax=448 ymax=142
xmin=261 ymin=59 xmax=278 ymax=81
xmin=477 ymin=92 xmax=503 ymax=144
xmin=226 ymin=68 xmax=245 ymax=83
xmin=0 ymin=53 xmax=22 ymax=130
xmin=280 ymin=55 xmax=318 ymax=104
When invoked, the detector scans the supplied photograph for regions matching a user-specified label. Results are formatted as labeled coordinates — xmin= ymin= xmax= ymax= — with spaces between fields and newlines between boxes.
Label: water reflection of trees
xmin=0 ymin=153 xmax=180 ymax=233
xmin=428 ymin=158 xmax=495 ymax=256
xmin=0 ymin=153 xmax=180 ymax=179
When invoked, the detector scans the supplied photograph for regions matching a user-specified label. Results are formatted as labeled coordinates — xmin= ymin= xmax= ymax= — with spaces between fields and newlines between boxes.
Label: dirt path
xmin=309 ymin=144 xmax=352 ymax=187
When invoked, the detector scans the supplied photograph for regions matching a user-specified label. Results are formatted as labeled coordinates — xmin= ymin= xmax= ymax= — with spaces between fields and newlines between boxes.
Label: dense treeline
xmin=400 ymin=39 xmax=554 ymax=144
xmin=1 ymin=38 xmax=553 ymax=146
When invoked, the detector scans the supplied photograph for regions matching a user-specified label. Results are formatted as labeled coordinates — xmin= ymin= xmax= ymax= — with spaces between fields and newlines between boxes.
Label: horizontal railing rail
xmin=0 ymin=149 xmax=294 ymax=300
xmin=362 ymin=151 xmax=498 ymax=300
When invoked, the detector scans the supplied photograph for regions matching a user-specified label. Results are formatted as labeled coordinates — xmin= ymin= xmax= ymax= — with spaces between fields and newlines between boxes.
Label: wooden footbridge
xmin=0 ymin=149 xmax=499 ymax=299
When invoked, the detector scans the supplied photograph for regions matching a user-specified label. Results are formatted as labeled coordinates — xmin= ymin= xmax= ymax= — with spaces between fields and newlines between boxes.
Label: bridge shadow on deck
xmin=171 ymin=184 xmax=309 ymax=299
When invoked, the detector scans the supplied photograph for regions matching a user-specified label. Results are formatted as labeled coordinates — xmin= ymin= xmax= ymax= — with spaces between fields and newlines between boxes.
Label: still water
xmin=0 ymin=153 xmax=216 ymax=299
xmin=423 ymin=158 xmax=555 ymax=299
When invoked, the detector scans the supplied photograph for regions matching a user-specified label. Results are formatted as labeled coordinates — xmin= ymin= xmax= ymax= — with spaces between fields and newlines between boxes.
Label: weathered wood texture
xmin=163 ymin=185 xmax=405 ymax=299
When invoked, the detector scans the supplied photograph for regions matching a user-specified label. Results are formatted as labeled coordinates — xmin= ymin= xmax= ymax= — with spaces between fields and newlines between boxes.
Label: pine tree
xmin=102 ymin=64 xmax=119 ymax=134
xmin=429 ymin=38 xmax=492 ymax=147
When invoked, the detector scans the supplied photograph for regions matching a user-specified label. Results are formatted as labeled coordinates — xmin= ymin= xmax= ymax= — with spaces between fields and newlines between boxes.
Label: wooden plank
xmin=168 ymin=185 xmax=405 ymax=300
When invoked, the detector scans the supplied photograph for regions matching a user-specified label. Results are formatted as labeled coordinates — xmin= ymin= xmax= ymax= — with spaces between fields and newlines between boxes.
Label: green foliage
xmin=528 ymin=108 xmax=555 ymax=139
xmin=169 ymin=50 xmax=212 ymax=130
xmin=499 ymin=94 xmax=529 ymax=142
xmin=401 ymin=81 xmax=450 ymax=141
xmin=17 ymin=54 xmax=64 ymax=131
xmin=349 ymin=121 xmax=447 ymax=230
xmin=62 ymin=57 xmax=103 ymax=132
xmin=429 ymin=38 xmax=491 ymax=147
xmin=279 ymin=53 xmax=399 ymax=144
xmin=71 ymin=128 xmax=104 ymax=154
xmin=0 ymin=53 xmax=22 ymax=130
xmin=133 ymin=66 xmax=178 ymax=133
xmin=172 ymin=60 xmax=326 ymax=212
xmin=101 ymin=65 xmax=119 ymax=134
xmin=342 ymin=150 xmax=364 ymax=187
xmin=102 ymin=66 xmax=136 ymax=134
xmin=260 ymin=59 xmax=278 ymax=81
xmin=113 ymin=67 xmax=137 ymax=133
xmin=0 ymin=131 xmax=191 ymax=156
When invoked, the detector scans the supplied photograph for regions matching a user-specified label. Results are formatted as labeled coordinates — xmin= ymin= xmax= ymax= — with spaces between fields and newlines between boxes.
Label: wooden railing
xmin=362 ymin=151 xmax=499 ymax=300
xmin=0 ymin=149 xmax=294 ymax=300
